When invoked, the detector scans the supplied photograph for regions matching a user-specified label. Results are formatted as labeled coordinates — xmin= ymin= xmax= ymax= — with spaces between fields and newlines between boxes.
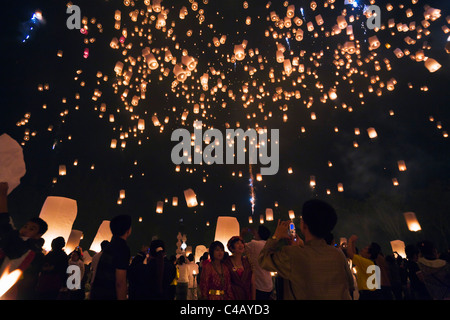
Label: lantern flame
xmin=0 ymin=265 xmax=23 ymax=299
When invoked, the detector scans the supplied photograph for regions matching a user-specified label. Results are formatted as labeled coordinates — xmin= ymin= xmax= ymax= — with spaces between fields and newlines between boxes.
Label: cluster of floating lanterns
xmin=14 ymin=0 xmax=449 ymax=225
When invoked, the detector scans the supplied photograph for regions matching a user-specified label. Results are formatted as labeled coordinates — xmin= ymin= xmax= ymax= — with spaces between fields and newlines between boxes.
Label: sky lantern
xmin=194 ymin=245 xmax=208 ymax=263
xmin=156 ymin=201 xmax=164 ymax=214
xmin=368 ymin=36 xmax=381 ymax=51
xmin=397 ymin=160 xmax=407 ymax=171
xmin=172 ymin=196 xmax=178 ymax=206
xmin=214 ymin=216 xmax=240 ymax=254
xmin=404 ymin=212 xmax=421 ymax=232
xmin=328 ymin=88 xmax=338 ymax=100
xmin=138 ymin=119 xmax=145 ymax=130
xmin=424 ymin=58 xmax=442 ymax=73
xmin=39 ymin=196 xmax=78 ymax=252
xmin=265 ymin=208 xmax=274 ymax=221
xmin=119 ymin=189 xmax=126 ymax=199
xmin=65 ymin=229 xmax=83 ymax=254
xmin=234 ymin=44 xmax=246 ymax=61
xmin=184 ymin=188 xmax=198 ymax=207
xmin=288 ymin=210 xmax=295 ymax=220
xmin=367 ymin=127 xmax=378 ymax=139
xmin=59 ymin=165 xmax=67 ymax=176
xmin=390 ymin=240 xmax=407 ymax=258
xmin=310 ymin=175 xmax=316 ymax=188
xmin=286 ymin=5 xmax=295 ymax=18
xmin=337 ymin=15 xmax=347 ymax=29
xmin=89 ymin=220 xmax=112 ymax=252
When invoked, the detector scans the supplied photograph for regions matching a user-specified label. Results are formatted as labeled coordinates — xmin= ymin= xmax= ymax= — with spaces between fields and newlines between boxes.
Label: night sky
xmin=1 ymin=0 xmax=450 ymax=257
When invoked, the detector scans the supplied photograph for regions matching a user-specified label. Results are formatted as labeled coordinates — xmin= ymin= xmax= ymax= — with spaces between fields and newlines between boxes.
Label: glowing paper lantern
xmin=424 ymin=58 xmax=442 ymax=73
xmin=0 ymin=133 xmax=26 ymax=195
xmin=390 ymin=240 xmax=406 ymax=258
xmin=138 ymin=119 xmax=145 ymax=130
xmin=367 ymin=127 xmax=378 ymax=139
xmin=58 ymin=165 xmax=67 ymax=176
xmin=397 ymin=160 xmax=407 ymax=171
xmin=368 ymin=36 xmax=380 ymax=50
xmin=214 ymin=216 xmax=240 ymax=254
xmin=310 ymin=175 xmax=316 ymax=187
xmin=288 ymin=210 xmax=295 ymax=219
xmin=65 ymin=229 xmax=83 ymax=254
xmin=234 ymin=44 xmax=246 ymax=61
xmin=403 ymin=212 xmax=421 ymax=232
xmin=265 ymin=208 xmax=274 ymax=221
xmin=194 ymin=245 xmax=208 ymax=263
xmin=172 ymin=196 xmax=178 ymax=206
xmin=184 ymin=188 xmax=198 ymax=207
xmin=156 ymin=201 xmax=164 ymax=214
xmin=89 ymin=220 xmax=112 ymax=252
xmin=39 ymin=196 xmax=78 ymax=252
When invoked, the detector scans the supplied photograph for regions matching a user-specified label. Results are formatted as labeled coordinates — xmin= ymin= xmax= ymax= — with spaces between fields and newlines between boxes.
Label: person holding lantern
xmin=0 ymin=181 xmax=48 ymax=299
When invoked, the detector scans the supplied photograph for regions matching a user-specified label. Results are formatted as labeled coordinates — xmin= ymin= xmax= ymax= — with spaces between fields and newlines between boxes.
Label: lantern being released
xmin=265 ymin=208 xmax=274 ymax=221
xmin=403 ymin=212 xmax=421 ymax=232
xmin=214 ymin=216 xmax=240 ymax=254
xmin=89 ymin=220 xmax=112 ymax=252
xmin=65 ymin=229 xmax=83 ymax=254
xmin=39 ymin=196 xmax=78 ymax=252
xmin=390 ymin=240 xmax=406 ymax=258
xmin=184 ymin=188 xmax=198 ymax=207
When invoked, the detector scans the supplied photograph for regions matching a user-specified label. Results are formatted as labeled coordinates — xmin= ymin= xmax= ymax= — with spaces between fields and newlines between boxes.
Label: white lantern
xmin=390 ymin=240 xmax=406 ymax=258
xmin=156 ymin=201 xmax=164 ymax=214
xmin=89 ymin=220 xmax=112 ymax=252
xmin=39 ymin=197 xmax=78 ymax=252
xmin=288 ymin=210 xmax=295 ymax=220
xmin=138 ymin=119 xmax=145 ymax=130
xmin=184 ymin=188 xmax=198 ymax=207
xmin=404 ymin=212 xmax=421 ymax=232
xmin=194 ymin=245 xmax=208 ymax=263
xmin=214 ymin=216 xmax=240 ymax=254
xmin=424 ymin=58 xmax=442 ymax=73
xmin=59 ymin=165 xmax=67 ymax=176
xmin=65 ymin=230 xmax=83 ymax=254
xmin=397 ymin=160 xmax=407 ymax=171
xmin=265 ymin=208 xmax=274 ymax=221
xmin=367 ymin=127 xmax=378 ymax=139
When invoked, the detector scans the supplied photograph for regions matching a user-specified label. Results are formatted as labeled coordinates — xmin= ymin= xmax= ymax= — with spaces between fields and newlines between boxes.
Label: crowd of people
xmin=1 ymin=181 xmax=449 ymax=300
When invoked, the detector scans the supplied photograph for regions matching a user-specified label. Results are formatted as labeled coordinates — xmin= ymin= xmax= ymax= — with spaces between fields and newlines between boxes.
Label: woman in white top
xmin=176 ymin=255 xmax=189 ymax=300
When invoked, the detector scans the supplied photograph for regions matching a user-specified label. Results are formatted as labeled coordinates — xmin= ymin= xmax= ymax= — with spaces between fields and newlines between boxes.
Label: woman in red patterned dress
xmin=224 ymin=236 xmax=255 ymax=300
xmin=199 ymin=241 xmax=234 ymax=300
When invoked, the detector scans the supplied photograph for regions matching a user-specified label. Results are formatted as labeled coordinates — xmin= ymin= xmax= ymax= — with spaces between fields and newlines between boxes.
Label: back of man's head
xmin=302 ymin=199 xmax=337 ymax=241
xmin=110 ymin=214 xmax=132 ymax=237
xmin=258 ymin=225 xmax=271 ymax=241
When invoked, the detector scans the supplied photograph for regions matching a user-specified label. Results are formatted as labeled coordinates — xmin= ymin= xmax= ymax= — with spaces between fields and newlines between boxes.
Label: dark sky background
xmin=1 ymin=0 xmax=450 ymax=257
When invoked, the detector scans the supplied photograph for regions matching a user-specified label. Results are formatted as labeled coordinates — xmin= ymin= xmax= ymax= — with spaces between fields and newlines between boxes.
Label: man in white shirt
xmin=243 ymin=225 xmax=273 ymax=300
xmin=186 ymin=254 xmax=199 ymax=300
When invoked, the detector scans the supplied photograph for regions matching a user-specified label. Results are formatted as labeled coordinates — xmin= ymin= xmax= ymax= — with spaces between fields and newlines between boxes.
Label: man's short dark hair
xmin=302 ymin=199 xmax=337 ymax=241
xmin=29 ymin=217 xmax=48 ymax=235
xmin=110 ymin=214 xmax=132 ymax=237
xmin=258 ymin=225 xmax=271 ymax=241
